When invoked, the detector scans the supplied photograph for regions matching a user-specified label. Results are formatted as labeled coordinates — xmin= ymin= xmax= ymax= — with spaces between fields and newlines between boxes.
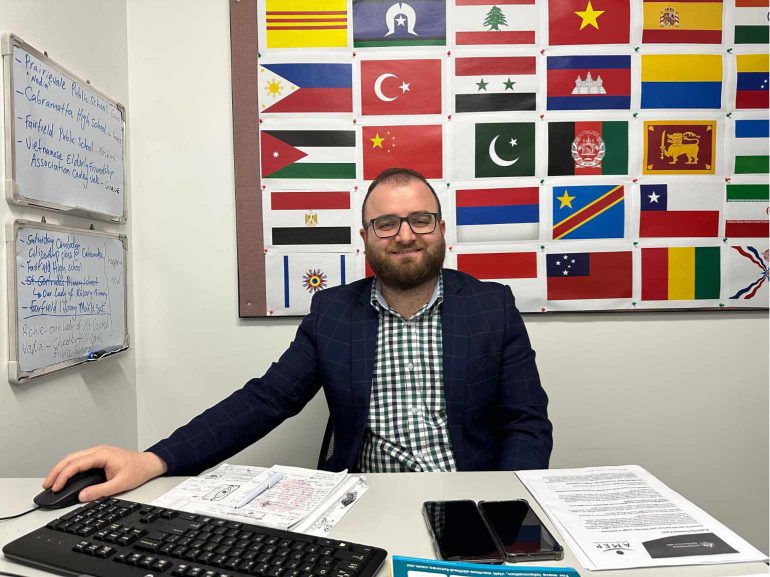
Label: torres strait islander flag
xmin=552 ymin=185 xmax=625 ymax=240
xmin=267 ymin=191 xmax=352 ymax=246
xmin=265 ymin=0 xmax=348 ymax=48
xmin=735 ymin=0 xmax=769 ymax=45
xmin=453 ymin=0 xmax=537 ymax=46
xmin=260 ymin=129 xmax=356 ymax=179
xmin=643 ymin=121 xmax=716 ymax=175
xmin=546 ymin=55 xmax=631 ymax=110
xmin=455 ymin=187 xmax=539 ymax=242
xmin=639 ymin=183 xmax=720 ymax=238
xmin=454 ymin=56 xmax=537 ymax=113
xmin=641 ymin=55 xmax=722 ymax=109
xmin=546 ymin=251 xmax=632 ymax=300
xmin=363 ymin=125 xmax=443 ymax=179
xmin=736 ymin=54 xmax=769 ymax=109
xmin=641 ymin=246 xmax=720 ymax=301
xmin=360 ymin=59 xmax=442 ymax=115
xmin=548 ymin=121 xmax=628 ymax=176
xmin=548 ymin=0 xmax=630 ymax=46
xmin=734 ymin=119 xmax=769 ymax=175
xmin=725 ymin=184 xmax=770 ymax=238
xmin=353 ymin=0 xmax=446 ymax=47
xmin=258 ymin=63 xmax=352 ymax=113
xmin=642 ymin=0 xmax=723 ymax=44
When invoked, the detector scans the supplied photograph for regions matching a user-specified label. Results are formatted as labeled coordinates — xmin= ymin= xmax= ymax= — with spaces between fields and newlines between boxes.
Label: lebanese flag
xmin=362 ymin=124 xmax=443 ymax=180
xmin=360 ymin=59 xmax=442 ymax=116
xmin=454 ymin=0 xmax=537 ymax=46
xmin=548 ymin=0 xmax=630 ymax=46
xmin=639 ymin=182 xmax=721 ymax=238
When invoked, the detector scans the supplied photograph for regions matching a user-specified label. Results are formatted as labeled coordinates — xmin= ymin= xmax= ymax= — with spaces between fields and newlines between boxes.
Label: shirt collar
xmin=370 ymin=272 xmax=444 ymax=317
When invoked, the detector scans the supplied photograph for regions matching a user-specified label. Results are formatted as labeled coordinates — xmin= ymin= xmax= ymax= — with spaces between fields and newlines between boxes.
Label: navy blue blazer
xmin=148 ymin=269 xmax=553 ymax=474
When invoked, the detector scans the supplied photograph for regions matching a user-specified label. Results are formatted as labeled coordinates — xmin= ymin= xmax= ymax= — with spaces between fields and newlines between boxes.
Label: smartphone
xmin=477 ymin=499 xmax=564 ymax=562
xmin=422 ymin=500 xmax=504 ymax=564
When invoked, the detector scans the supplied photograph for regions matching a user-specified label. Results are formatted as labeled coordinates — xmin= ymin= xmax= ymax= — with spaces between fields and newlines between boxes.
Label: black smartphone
xmin=422 ymin=500 xmax=505 ymax=564
xmin=477 ymin=499 xmax=564 ymax=562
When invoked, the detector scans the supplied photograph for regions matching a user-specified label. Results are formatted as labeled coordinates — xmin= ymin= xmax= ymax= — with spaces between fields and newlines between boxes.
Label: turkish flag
xmin=360 ymin=59 xmax=442 ymax=115
xmin=362 ymin=125 xmax=443 ymax=180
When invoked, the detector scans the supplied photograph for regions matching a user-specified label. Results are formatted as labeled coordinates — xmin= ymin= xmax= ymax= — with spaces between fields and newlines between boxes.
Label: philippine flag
xmin=259 ymin=63 xmax=352 ymax=113
xmin=455 ymin=187 xmax=539 ymax=242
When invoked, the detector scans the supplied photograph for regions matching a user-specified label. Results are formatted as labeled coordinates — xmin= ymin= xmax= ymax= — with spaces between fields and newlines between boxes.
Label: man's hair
xmin=362 ymin=167 xmax=442 ymax=226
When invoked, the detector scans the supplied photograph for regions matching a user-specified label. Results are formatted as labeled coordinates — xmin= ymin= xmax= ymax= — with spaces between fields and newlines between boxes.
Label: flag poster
xmin=235 ymin=0 xmax=769 ymax=315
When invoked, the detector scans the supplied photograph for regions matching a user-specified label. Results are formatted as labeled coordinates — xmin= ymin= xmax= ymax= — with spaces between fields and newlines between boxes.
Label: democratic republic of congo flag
xmin=552 ymin=184 xmax=625 ymax=240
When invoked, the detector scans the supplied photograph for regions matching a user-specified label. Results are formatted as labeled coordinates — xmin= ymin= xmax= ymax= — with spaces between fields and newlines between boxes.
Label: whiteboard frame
xmin=1 ymin=34 xmax=127 ymax=223
xmin=6 ymin=219 xmax=130 ymax=384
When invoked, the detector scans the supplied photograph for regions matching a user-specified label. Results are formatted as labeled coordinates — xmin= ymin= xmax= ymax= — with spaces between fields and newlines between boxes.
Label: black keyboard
xmin=3 ymin=497 xmax=387 ymax=577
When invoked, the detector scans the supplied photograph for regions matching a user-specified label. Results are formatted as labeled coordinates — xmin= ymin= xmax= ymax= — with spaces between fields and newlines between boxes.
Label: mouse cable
xmin=0 ymin=571 xmax=35 ymax=577
xmin=0 ymin=505 xmax=39 ymax=520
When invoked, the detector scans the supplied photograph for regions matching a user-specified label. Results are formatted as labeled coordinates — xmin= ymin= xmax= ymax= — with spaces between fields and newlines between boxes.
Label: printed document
xmin=516 ymin=465 xmax=767 ymax=570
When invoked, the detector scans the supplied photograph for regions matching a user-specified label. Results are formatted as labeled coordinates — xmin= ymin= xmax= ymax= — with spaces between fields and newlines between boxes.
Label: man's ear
xmin=359 ymin=227 xmax=367 ymax=244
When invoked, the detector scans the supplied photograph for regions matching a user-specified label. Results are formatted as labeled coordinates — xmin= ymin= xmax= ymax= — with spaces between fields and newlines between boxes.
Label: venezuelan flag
xmin=642 ymin=1 xmax=723 ymax=44
xmin=641 ymin=54 xmax=722 ymax=109
xmin=736 ymin=54 xmax=769 ymax=109
xmin=642 ymin=247 xmax=720 ymax=301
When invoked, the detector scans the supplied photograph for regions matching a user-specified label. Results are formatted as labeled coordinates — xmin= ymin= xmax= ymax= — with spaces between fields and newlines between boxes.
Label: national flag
xmin=362 ymin=125 xmax=443 ymax=180
xmin=736 ymin=54 xmax=769 ymax=109
xmin=265 ymin=0 xmax=348 ymax=48
xmin=552 ymin=184 xmax=625 ymax=240
xmin=260 ymin=129 xmax=356 ymax=179
xmin=546 ymin=55 xmax=631 ymax=110
xmin=641 ymin=55 xmax=722 ymax=109
xmin=267 ymin=191 xmax=352 ymax=246
xmin=454 ymin=56 xmax=536 ymax=113
xmin=641 ymin=246 xmax=720 ymax=300
xmin=548 ymin=121 xmax=628 ymax=176
xmin=454 ymin=0 xmax=537 ymax=46
xmin=643 ymin=121 xmax=716 ymax=175
xmin=734 ymin=119 xmax=769 ymax=174
xmin=642 ymin=1 xmax=723 ymax=44
xmin=353 ymin=0 xmax=446 ymax=47
xmin=725 ymin=184 xmax=769 ymax=237
xmin=452 ymin=122 xmax=536 ymax=179
xmin=258 ymin=63 xmax=352 ymax=113
xmin=735 ymin=0 xmax=769 ymax=45
xmin=639 ymin=183 xmax=720 ymax=238
xmin=726 ymin=245 xmax=769 ymax=304
xmin=546 ymin=251 xmax=632 ymax=300
xmin=361 ymin=59 xmax=442 ymax=116
xmin=455 ymin=187 xmax=539 ymax=242
xmin=548 ymin=0 xmax=630 ymax=46
xmin=457 ymin=252 xmax=537 ymax=279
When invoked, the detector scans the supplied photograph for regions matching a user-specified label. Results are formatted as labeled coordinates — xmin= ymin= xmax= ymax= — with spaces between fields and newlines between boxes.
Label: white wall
xmin=0 ymin=0 xmax=137 ymax=476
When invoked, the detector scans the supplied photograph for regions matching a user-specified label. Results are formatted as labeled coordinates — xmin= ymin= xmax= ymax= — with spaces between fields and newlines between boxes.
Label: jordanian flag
xmin=260 ymin=129 xmax=356 ymax=179
xmin=734 ymin=119 xmax=769 ymax=174
xmin=642 ymin=246 xmax=720 ymax=301
xmin=548 ymin=121 xmax=628 ymax=176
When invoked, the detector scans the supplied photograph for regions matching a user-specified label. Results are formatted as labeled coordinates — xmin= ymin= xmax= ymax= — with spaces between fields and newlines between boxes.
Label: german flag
xmin=266 ymin=0 xmax=348 ymax=48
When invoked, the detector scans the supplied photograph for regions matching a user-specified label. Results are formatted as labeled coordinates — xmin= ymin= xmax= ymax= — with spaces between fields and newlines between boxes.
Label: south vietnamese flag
xmin=361 ymin=59 xmax=442 ymax=116
xmin=363 ymin=125 xmax=443 ymax=180
xmin=548 ymin=0 xmax=630 ymax=46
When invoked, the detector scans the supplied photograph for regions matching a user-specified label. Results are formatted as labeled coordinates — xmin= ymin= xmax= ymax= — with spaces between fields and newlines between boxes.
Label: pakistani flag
xmin=452 ymin=122 xmax=536 ymax=179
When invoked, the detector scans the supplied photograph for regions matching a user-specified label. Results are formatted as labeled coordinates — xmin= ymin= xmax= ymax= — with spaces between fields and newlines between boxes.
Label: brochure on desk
xmin=516 ymin=465 xmax=768 ymax=571
xmin=392 ymin=556 xmax=580 ymax=577
xmin=151 ymin=463 xmax=367 ymax=536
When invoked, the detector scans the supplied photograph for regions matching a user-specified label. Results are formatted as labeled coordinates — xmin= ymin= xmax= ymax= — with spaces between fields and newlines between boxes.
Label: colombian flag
xmin=736 ymin=54 xmax=769 ymax=109
xmin=642 ymin=1 xmax=723 ymax=44
xmin=641 ymin=54 xmax=722 ymax=109
xmin=642 ymin=246 xmax=720 ymax=301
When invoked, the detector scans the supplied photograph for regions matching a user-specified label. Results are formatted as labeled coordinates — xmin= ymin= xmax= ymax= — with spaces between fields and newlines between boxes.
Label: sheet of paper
xmin=294 ymin=475 xmax=369 ymax=535
xmin=516 ymin=465 xmax=768 ymax=571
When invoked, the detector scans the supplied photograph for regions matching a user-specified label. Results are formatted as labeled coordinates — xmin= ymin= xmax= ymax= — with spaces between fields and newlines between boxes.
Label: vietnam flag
xmin=642 ymin=246 xmax=720 ymax=300
xmin=363 ymin=125 xmax=443 ymax=180
xmin=361 ymin=59 xmax=442 ymax=116
xmin=548 ymin=0 xmax=630 ymax=46
xmin=546 ymin=251 xmax=632 ymax=300
xmin=548 ymin=121 xmax=628 ymax=176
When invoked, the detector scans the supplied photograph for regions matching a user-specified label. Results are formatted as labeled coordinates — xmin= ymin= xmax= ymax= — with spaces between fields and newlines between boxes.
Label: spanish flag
xmin=642 ymin=1 xmax=723 ymax=44
xmin=642 ymin=246 xmax=720 ymax=301
xmin=266 ymin=0 xmax=348 ymax=48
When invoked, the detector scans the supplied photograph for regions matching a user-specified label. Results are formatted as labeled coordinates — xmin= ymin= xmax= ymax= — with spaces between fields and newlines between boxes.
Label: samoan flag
xmin=455 ymin=187 xmax=539 ymax=242
xmin=353 ymin=0 xmax=446 ymax=47
xmin=259 ymin=63 xmax=352 ymax=113
xmin=546 ymin=56 xmax=631 ymax=110
xmin=552 ymin=185 xmax=625 ymax=240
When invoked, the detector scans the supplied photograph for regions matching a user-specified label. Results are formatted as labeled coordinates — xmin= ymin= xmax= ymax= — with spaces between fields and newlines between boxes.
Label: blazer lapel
xmin=351 ymin=280 xmax=378 ymax=420
xmin=441 ymin=270 xmax=468 ymax=456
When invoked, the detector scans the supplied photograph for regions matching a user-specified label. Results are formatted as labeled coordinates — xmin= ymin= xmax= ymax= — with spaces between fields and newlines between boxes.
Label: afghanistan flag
xmin=641 ymin=246 xmax=720 ymax=301
xmin=726 ymin=245 xmax=769 ymax=304
xmin=260 ymin=129 xmax=356 ymax=179
xmin=362 ymin=125 xmax=443 ymax=180
xmin=552 ymin=184 xmax=624 ymax=240
xmin=360 ymin=59 xmax=442 ymax=116
xmin=548 ymin=0 xmax=630 ymax=46
xmin=265 ymin=0 xmax=348 ymax=48
xmin=736 ymin=54 xmax=769 ymax=109
xmin=639 ymin=182 xmax=720 ymax=238
xmin=258 ymin=63 xmax=352 ymax=113
xmin=455 ymin=187 xmax=539 ymax=242
xmin=454 ymin=57 xmax=536 ymax=113
xmin=725 ymin=184 xmax=770 ymax=238
xmin=643 ymin=121 xmax=716 ymax=175
xmin=734 ymin=119 xmax=769 ymax=175
xmin=546 ymin=55 xmax=630 ymax=110
xmin=735 ymin=0 xmax=769 ymax=44
xmin=641 ymin=55 xmax=722 ymax=109
xmin=548 ymin=121 xmax=628 ymax=176
xmin=453 ymin=0 xmax=537 ymax=46
xmin=642 ymin=0 xmax=723 ymax=44
xmin=353 ymin=0 xmax=446 ymax=47
xmin=451 ymin=122 xmax=536 ymax=179
xmin=267 ymin=191 xmax=352 ymax=246
xmin=546 ymin=251 xmax=632 ymax=300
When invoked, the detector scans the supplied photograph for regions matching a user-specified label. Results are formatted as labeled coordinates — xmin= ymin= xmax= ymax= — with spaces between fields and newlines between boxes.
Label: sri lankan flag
xmin=642 ymin=246 xmax=720 ymax=301
xmin=548 ymin=121 xmax=628 ymax=176
xmin=266 ymin=0 xmax=348 ymax=48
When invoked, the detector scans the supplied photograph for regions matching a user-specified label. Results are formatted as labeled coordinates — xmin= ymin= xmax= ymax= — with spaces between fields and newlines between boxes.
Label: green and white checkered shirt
xmin=356 ymin=274 xmax=458 ymax=473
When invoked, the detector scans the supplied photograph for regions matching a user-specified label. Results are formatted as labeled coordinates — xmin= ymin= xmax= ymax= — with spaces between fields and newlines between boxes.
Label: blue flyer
xmin=391 ymin=556 xmax=581 ymax=577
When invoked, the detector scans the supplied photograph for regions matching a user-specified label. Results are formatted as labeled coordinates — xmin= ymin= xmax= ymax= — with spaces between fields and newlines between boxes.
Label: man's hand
xmin=42 ymin=445 xmax=168 ymax=502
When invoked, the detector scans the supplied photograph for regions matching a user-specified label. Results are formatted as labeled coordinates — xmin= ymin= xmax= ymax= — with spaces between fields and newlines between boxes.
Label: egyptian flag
xmin=268 ymin=191 xmax=352 ymax=245
xmin=548 ymin=121 xmax=628 ymax=176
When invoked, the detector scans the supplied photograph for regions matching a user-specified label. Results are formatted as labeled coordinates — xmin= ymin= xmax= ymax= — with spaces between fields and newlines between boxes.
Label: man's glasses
xmin=365 ymin=212 xmax=439 ymax=239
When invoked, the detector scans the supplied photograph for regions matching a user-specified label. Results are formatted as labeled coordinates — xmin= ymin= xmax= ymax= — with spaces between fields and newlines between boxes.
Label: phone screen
xmin=422 ymin=500 xmax=504 ymax=563
xmin=477 ymin=500 xmax=563 ymax=561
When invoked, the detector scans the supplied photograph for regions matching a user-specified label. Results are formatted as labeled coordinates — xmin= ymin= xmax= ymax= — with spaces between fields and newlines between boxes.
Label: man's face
xmin=360 ymin=179 xmax=446 ymax=291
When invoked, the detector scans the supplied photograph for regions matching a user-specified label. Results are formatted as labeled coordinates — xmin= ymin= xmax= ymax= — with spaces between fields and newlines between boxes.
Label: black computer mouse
xmin=33 ymin=468 xmax=107 ymax=509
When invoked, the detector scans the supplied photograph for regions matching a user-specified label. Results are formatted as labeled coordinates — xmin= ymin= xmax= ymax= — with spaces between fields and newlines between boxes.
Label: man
xmin=44 ymin=168 xmax=553 ymax=501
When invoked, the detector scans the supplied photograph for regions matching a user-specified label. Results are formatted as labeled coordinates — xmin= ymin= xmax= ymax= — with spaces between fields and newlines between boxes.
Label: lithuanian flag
xmin=642 ymin=246 xmax=720 ymax=301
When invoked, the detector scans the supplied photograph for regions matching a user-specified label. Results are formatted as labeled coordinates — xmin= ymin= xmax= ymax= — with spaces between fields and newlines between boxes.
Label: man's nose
xmin=394 ymin=219 xmax=416 ymax=242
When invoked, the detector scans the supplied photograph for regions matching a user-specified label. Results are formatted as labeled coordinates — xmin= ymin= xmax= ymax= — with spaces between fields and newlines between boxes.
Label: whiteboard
xmin=7 ymin=220 xmax=129 ymax=383
xmin=2 ymin=34 xmax=125 ymax=221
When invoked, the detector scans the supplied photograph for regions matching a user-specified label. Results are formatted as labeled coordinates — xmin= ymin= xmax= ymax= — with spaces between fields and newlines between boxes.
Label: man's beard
xmin=366 ymin=235 xmax=446 ymax=291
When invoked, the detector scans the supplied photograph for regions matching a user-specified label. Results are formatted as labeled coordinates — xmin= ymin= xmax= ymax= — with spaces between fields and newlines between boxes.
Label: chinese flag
xmin=548 ymin=0 xmax=630 ymax=46
xmin=362 ymin=125 xmax=443 ymax=180
xmin=361 ymin=59 xmax=442 ymax=115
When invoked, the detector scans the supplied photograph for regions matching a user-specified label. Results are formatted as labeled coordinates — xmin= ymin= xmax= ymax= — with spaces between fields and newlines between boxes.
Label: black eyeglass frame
xmin=364 ymin=211 xmax=440 ymax=239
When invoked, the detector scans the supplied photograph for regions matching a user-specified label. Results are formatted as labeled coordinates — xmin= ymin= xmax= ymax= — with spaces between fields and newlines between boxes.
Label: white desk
xmin=0 ymin=474 xmax=767 ymax=577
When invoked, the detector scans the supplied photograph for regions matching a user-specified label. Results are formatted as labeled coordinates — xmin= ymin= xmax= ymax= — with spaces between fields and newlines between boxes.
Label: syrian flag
xmin=454 ymin=56 xmax=537 ymax=113
xmin=266 ymin=191 xmax=352 ymax=246
xmin=455 ymin=186 xmax=539 ymax=242
xmin=639 ymin=182 xmax=721 ymax=238
xmin=260 ymin=129 xmax=356 ymax=179
xmin=453 ymin=0 xmax=537 ymax=46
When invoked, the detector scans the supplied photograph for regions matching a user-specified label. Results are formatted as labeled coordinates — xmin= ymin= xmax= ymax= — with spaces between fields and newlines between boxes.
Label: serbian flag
xmin=641 ymin=246 xmax=720 ymax=301
xmin=639 ymin=183 xmax=720 ymax=238
xmin=546 ymin=251 xmax=632 ymax=300
xmin=258 ymin=63 xmax=352 ymax=113
xmin=736 ymin=54 xmax=769 ymax=109
xmin=548 ymin=0 xmax=630 ymax=46
xmin=642 ymin=0 xmax=723 ymax=44
xmin=362 ymin=125 xmax=443 ymax=180
xmin=546 ymin=55 xmax=631 ymax=110
xmin=360 ymin=59 xmax=442 ymax=116
xmin=455 ymin=187 xmax=539 ymax=242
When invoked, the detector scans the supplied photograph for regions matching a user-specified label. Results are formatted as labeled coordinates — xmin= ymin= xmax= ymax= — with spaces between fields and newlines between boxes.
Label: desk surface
xmin=0 ymin=474 xmax=767 ymax=577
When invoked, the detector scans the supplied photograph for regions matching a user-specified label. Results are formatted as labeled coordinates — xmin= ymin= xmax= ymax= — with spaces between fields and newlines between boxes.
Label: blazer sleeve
xmin=147 ymin=296 xmax=324 ymax=476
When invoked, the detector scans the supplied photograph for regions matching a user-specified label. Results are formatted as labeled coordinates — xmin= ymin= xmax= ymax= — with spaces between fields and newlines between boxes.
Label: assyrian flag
xmin=639 ymin=182 xmax=720 ymax=238
xmin=552 ymin=184 xmax=625 ymax=240
xmin=258 ymin=63 xmax=352 ymax=113
xmin=454 ymin=0 xmax=537 ymax=46
xmin=725 ymin=184 xmax=769 ymax=238
xmin=727 ymin=245 xmax=769 ymax=305
xmin=455 ymin=187 xmax=539 ymax=242
xmin=455 ymin=251 xmax=542 ymax=311
xmin=454 ymin=56 xmax=536 ymax=113
xmin=734 ymin=119 xmax=769 ymax=175
xmin=267 ymin=191 xmax=352 ymax=246
xmin=546 ymin=251 xmax=632 ymax=300
xmin=736 ymin=54 xmax=769 ymax=109
xmin=735 ymin=0 xmax=769 ymax=45
xmin=641 ymin=246 xmax=720 ymax=301
xmin=260 ymin=129 xmax=356 ymax=179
